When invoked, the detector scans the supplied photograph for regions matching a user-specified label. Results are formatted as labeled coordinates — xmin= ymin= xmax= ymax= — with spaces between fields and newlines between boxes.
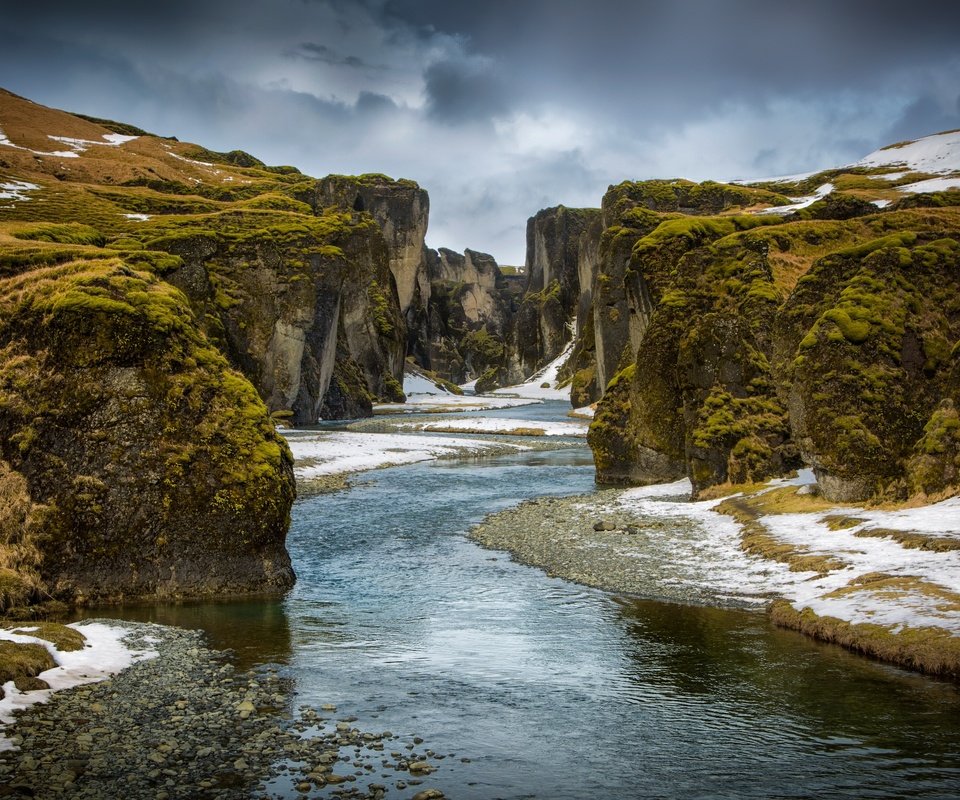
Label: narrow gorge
xmin=1 ymin=80 xmax=960 ymax=800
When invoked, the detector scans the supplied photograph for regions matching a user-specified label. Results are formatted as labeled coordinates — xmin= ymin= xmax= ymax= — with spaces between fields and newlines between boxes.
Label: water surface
xmin=91 ymin=401 xmax=960 ymax=798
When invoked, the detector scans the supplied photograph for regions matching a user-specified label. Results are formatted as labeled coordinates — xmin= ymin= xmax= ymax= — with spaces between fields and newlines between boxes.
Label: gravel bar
xmin=469 ymin=491 xmax=767 ymax=608
xmin=0 ymin=621 xmax=449 ymax=800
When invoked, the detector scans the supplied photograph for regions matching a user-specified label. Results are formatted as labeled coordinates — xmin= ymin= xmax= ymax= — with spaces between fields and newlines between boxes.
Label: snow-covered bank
xmin=0 ymin=622 xmax=158 ymax=749
xmin=492 ymin=340 xmax=574 ymax=401
xmin=375 ymin=394 xmax=540 ymax=414
xmin=395 ymin=417 xmax=588 ymax=437
xmin=284 ymin=429 xmax=528 ymax=481
xmin=471 ymin=471 xmax=960 ymax=676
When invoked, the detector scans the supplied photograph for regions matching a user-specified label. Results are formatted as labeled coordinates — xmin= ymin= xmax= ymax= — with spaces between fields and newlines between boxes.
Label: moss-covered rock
xmin=0 ymin=257 xmax=295 ymax=602
xmin=907 ymin=399 xmax=960 ymax=496
xmin=502 ymin=206 xmax=601 ymax=385
xmin=586 ymin=176 xmax=960 ymax=501
xmin=781 ymin=234 xmax=960 ymax=500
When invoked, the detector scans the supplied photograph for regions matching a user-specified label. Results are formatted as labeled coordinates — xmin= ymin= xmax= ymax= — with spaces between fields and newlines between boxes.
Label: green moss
xmin=368 ymin=280 xmax=394 ymax=336
xmin=8 ymin=621 xmax=85 ymax=651
xmin=182 ymin=146 xmax=265 ymax=168
xmin=633 ymin=215 xmax=779 ymax=257
xmin=12 ymin=223 xmax=106 ymax=247
xmin=460 ymin=327 xmax=505 ymax=365
xmin=238 ymin=193 xmax=313 ymax=214
xmin=0 ymin=641 xmax=56 ymax=685
xmin=381 ymin=374 xmax=405 ymax=403
xmin=837 ymin=231 xmax=918 ymax=260
xmin=474 ymin=366 xmax=501 ymax=394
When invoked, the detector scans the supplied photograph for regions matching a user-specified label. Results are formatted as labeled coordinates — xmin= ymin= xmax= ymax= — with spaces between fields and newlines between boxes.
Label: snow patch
xmin=762 ymin=183 xmax=834 ymax=215
xmin=868 ymin=171 xmax=908 ymax=181
xmin=897 ymin=176 xmax=960 ymax=194
xmin=403 ymin=371 xmax=452 ymax=396
xmin=284 ymin=430 xmax=526 ymax=479
xmin=122 ymin=212 xmax=152 ymax=221
xmin=0 ymin=622 xmax=158 ymax=749
xmin=167 ymin=151 xmax=217 ymax=169
xmin=0 ymin=178 xmax=40 ymax=203
xmin=47 ymin=133 xmax=138 ymax=154
xmin=492 ymin=338 xmax=574 ymax=400
xmin=0 ymin=127 xmax=137 ymax=159
xmin=0 ymin=126 xmax=76 ymax=158
xmin=854 ymin=130 xmax=960 ymax=176
xmin=731 ymin=169 xmax=819 ymax=185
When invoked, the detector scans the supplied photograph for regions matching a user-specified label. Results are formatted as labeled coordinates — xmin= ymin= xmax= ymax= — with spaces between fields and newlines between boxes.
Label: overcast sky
xmin=2 ymin=1 xmax=959 ymax=264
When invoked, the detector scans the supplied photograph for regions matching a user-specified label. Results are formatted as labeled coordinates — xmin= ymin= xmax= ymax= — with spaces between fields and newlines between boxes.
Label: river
xmin=97 ymin=400 xmax=960 ymax=799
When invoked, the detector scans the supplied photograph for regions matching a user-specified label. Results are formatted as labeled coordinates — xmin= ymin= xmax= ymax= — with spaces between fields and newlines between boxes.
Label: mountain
xmin=0 ymin=88 xmax=421 ymax=606
xmin=575 ymin=130 xmax=960 ymax=502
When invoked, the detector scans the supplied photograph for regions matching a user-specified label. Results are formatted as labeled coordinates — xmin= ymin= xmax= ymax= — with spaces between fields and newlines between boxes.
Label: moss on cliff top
xmin=606 ymin=179 xmax=791 ymax=217
xmin=323 ymin=173 xmax=421 ymax=190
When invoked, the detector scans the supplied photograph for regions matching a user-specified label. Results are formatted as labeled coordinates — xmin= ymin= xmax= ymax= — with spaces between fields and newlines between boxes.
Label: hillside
xmin=574 ymin=131 xmax=960 ymax=504
xmin=0 ymin=88 xmax=421 ymax=606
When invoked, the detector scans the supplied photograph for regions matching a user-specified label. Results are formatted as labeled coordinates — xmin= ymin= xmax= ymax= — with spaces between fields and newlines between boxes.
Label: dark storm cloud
xmin=423 ymin=57 xmax=510 ymax=123
xmin=1 ymin=0 xmax=959 ymax=262
xmin=288 ymin=43 xmax=383 ymax=71
xmin=885 ymin=95 xmax=960 ymax=144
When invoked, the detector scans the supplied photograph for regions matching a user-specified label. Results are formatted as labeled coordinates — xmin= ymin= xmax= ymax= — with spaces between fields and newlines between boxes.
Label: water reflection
xmin=75 ymin=598 xmax=293 ymax=670
xmin=73 ymin=407 xmax=960 ymax=798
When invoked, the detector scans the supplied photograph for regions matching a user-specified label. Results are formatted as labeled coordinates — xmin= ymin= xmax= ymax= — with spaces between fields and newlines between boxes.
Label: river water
xmin=96 ymin=401 xmax=960 ymax=799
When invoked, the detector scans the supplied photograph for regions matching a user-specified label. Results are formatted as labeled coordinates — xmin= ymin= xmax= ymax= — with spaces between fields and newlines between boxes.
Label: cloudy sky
xmin=2 ymin=0 xmax=959 ymax=264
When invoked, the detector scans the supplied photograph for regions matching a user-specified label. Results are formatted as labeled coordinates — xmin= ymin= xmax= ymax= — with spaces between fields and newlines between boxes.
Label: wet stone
xmin=0 ymin=620 xmax=456 ymax=800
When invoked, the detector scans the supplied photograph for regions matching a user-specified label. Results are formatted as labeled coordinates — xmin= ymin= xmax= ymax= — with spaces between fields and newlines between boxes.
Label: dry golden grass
xmin=770 ymin=599 xmax=960 ymax=679
xmin=0 ymin=88 xmax=251 ymax=191
xmin=419 ymin=424 xmax=548 ymax=437
xmin=824 ymin=574 xmax=960 ymax=612
xmin=0 ymin=460 xmax=43 ymax=612
xmin=717 ymin=495 xmax=848 ymax=576
xmin=855 ymin=528 xmax=960 ymax=552
xmin=7 ymin=621 xmax=85 ymax=651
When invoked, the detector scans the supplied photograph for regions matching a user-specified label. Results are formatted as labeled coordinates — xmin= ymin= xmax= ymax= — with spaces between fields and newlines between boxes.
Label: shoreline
xmin=0 ymin=621 xmax=450 ymax=799
xmin=468 ymin=485 xmax=960 ymax=681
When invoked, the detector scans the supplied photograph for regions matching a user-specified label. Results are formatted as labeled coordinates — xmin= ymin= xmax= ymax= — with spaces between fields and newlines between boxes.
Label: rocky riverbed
xmin=469 ymin=490 xmax=773 ymax=609
xmin=0 ymin=622 xmax=449 ymax=800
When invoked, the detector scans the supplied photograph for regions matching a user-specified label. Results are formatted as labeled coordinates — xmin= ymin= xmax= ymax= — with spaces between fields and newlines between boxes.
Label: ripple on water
xmin=74 ymin=414 xmax=960 ymax=799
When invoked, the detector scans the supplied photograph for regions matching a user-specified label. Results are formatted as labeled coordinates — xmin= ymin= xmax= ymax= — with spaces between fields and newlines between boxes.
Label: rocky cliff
xmin=151 ymin=208 xmax=406 ymax=422
xmin=410 ymin=247 xmax=514 ymax=386
xmin=305 ymin=174 xmax=429 ymax=320
xmin=0 ymin=242 xmax=295 ymax=605
xmin=584 ymin=149 xmax=960 ymax=502
xmin=495 ymin=206 xmax=601 ymax=388
xmin=0 ymin=88 xmax=419 ymax=604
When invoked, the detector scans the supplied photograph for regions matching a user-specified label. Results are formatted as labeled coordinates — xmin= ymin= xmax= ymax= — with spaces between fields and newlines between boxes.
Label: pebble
xmin=469 ymin=490 xmax=749 ymax=608
xmin=0 ymin=620 xmax=456 ymax=799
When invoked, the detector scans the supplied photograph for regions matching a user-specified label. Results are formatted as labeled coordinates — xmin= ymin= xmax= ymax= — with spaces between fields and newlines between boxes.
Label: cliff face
xmin=155 ymin=210 xmax=406 ymax=424
xmin=413 ymin=247 xmax=513 ymax=385
xmin=306 ymin=174 xmax=430 ymax=320
xmin=586 ymin=174 xmax=960 ymax=502
xmin=0 ymin=89 xmax=422 ymax=606
xmin=0 ymin=249 xmax=295 ymax=605
xmin=502 ymin=206 xmax=601 ymax=386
